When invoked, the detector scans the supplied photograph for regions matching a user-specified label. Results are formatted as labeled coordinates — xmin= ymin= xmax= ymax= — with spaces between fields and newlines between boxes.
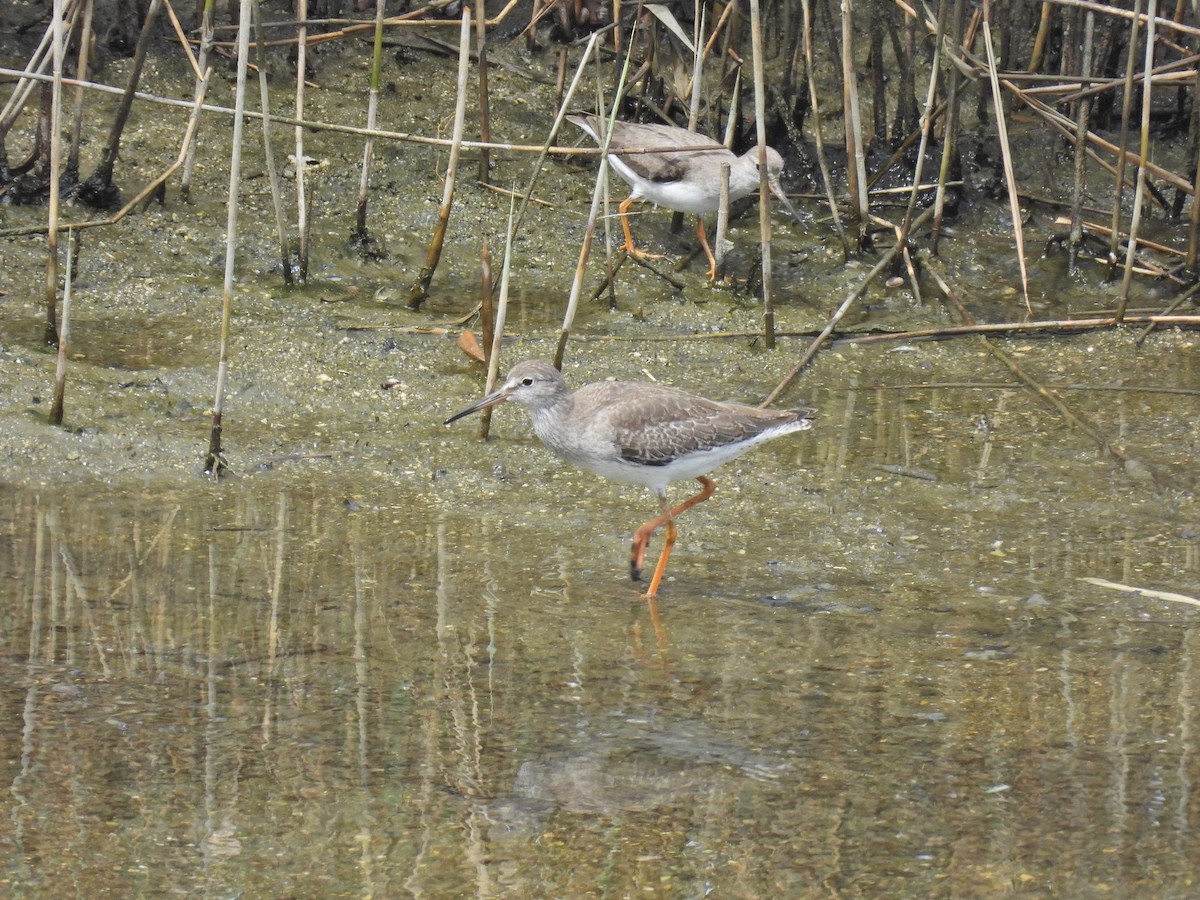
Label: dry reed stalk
xmin=1051 ymin=58 xmax=1197 ymax=105
xmin=49 ymin=250 xmax=72 ymax=419
xmin=159 ymin=0 xmax=203 ymax=79
xmin=0 ymin=67 xmax=622 ymax=157
xmin=1135 ymin=282 xmax=1200 ymax=345
xmin=1116 ymin=0 xmax=1158 ymax=322
xmin=839 ymin=313 xmax=1200 ymax=343
xmin=750 ymin=0 xmax=775 ymax=346
xmin=1054 ymin=215 xmax=1185 ymax=261
xmin=721 ymin=66 xmax=740 ymax=146
xmin=982 ymin=3 xmax=1031 ymax=315
xmin=353 ymin=0 xmax=387 ymax=246
xmin=83 ymin=0 xmax=162 ymax=205
xmin=668 ymin=1 xmax=705 ymax=239
xmin=556 ymin=36 xmax=634 ymax=368
xmin=407 ymin=8 xmax=473 ymax=310
xmin=477 ymin=240 xmax=494 ymax=435
xmin=480 ymin=27 xmax=605 ymax=309
xmin=905 ymin=4 xmax=1191 ymax=199
xmin=294 ymin=0 xmax=310 ymax=282
xmin=254 ymin=2 xmax=293 ymax=284
xmin=841 ymin=0 xmax=870 ymax=245
xmin=870 ymin=214 xmax=924 ymax=304
xmin=203 ymin=0 xmax=522 ymax=47
xmin=900 ymin=0 xmax=946 ymax=240
xmin=1022 ymin=89 xmax=1187 ymax=195
xmin=205 ymin=0 xmax=254 ymax=477
xmin=800 ymin=0 xmax=848 ymax=255
xmin=1029 ymin=0 xmax=1054 ymax=72
xmin=0 ymin=2 xmax=66 ymax=146
xmin=480 ymin=240 xmax=493 ymax=355
xmin=1068 ymin=9 xmax=1096 ymax=275
xmin=43 ymin=0 xmax=66 ymax=348
xmin=702 ymin=0 xmax=737 ymax=60
xmin=1041 ymin=0 xmax=1199 ymax=41
xmin=475 ymin=2 xmax=491 ymax=185
xmin=1189 ymin=65 xmax=1200 ymax=268
xmin=714 ymin=160 xmax=731 ymax=281
xmin=931 ymin=0 xmax=963 ymax=253
xmin=479 ymin=196 xmax=517 ymax=441
xmin=181 ymin=0 xmax=215 ymax=199
xmin=65 ymin=0 xmax=94 ymax=182
xmin=586 ymin=43 xmax=618 ymax=307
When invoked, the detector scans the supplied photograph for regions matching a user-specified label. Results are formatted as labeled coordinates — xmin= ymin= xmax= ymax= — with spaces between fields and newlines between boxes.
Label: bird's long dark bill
xmin=444 ymin=388 xmax=510 ymax=425
xmin=770 ymin=180 xmax=805 ymax=228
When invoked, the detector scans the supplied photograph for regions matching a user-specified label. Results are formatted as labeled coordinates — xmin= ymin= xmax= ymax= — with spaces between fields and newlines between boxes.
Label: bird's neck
xmin=528 ymin=394 xmax=575 ymax=452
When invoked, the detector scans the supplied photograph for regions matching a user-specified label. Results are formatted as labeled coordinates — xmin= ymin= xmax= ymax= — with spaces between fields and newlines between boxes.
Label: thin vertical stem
xmin=43 ymin=0 xmax=66 ymax=348
xmin=1116 ymin=0 xmax=1157 ymax=322
xmin=181 ymin=0 xmax=215 ymax=200
xmin=714 ymin=160 xmax=732 ymax=281
xmin=205 ymin=0 xmax=253 ymax=476
xmin=407 ymin=8 xmax=473 ymax=309
xmin=801 ymin=0 xmax=848 ymax=255
xmin=842 ymin=0 xmax=869 ymax=246
xmin=931 ymin=0 xmax=963 ymax=254
xmin=254 ymin=1 xmax=293 ymax=285
xmin=479 ymin=197 xmax=517 ymax=441
xmin=982 ymin=1 xmax=1031 ymax=315
xmin=901 ymin=0 xmax=945 ymax=240
xmin=0 ymin=6 xmax=60 ymax=139
xmin=556 ymin=35 xmax=633 ymax=368
xmin=65 ymin=0 xmax=93 ymax=183
xmin=750 ymin=0 xmax=775 ymax=347
xmin=1067 ymin=9 xmax=1095 ymax=275
xmin=50 ymin=231 xmax=72 ymax=426
xmin=90 ymin=0 xmax=161 ymax=192
xmin=294 ymin=0 xmax=310 ymax=282
xmin=478 ymin=241 xmax=495 ymax=436
xmin=1108 ymin=0 xmax=1142 ymax=275
xmin=475 ymin=0 xmax=491 ymax=184
xmin=1187 ymin=65 xmax=1200 ymax=269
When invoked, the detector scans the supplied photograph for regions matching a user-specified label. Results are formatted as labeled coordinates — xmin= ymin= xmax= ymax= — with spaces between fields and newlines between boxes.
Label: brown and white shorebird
xmin=567 ymin=114 xmax=804 ymax=281
xmin=445 ymin=360 xmax=815 ymax=599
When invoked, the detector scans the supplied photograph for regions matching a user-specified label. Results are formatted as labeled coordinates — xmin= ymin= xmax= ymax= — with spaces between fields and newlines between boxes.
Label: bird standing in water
xmin=567 ymin=114 xmax=804 ymax=281
xmin=445 ymin=360 xmax=815 ymax=599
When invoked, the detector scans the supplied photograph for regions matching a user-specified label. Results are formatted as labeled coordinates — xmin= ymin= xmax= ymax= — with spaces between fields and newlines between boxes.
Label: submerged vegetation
xmin=0 ymin=0 xmax=1198 ymax=475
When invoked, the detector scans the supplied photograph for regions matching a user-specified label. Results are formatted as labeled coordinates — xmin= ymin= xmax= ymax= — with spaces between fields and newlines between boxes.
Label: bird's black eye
xmin=522 ymin=377 xmax=534 ymax=386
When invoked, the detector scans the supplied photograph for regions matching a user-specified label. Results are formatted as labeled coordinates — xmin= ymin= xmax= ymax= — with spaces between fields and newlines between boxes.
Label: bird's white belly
xmin=567 ymin=442 xmax=762 ymax=494
xmin=607 ymin=155 xmax=720 ymax=215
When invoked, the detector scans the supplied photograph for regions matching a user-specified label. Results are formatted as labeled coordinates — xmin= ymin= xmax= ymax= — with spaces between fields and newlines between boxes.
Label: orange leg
xmin=618 ymin=196 xmax=664 ymax=260
xmin=629 ymin=476 xmax=717 ymax=597
xmin=695 ymin=217 xmax=719 ymax=281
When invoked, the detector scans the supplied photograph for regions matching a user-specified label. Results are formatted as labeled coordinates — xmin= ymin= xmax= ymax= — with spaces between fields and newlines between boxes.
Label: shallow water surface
xmin=2 ymin=352 xmax=1198 ymax=898
xmin=4 ymin=16 xmax=1200 ymax=897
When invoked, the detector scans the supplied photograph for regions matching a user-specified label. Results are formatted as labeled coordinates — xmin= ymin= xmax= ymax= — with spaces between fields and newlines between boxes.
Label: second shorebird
xmin=445 ymin=360 xmax=815 ymax=599
xmin=568 ymin=114 xmax=804 ymax=280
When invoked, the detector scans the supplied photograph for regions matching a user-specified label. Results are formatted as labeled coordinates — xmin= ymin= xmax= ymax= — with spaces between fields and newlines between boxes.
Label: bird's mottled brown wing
xmin=592 ymin=119 xmax=733 ymax=185
xmin=622 ymin=145 xmax=738 ymax=186
xmin=580 ymin=382 xmax=796 ymax=465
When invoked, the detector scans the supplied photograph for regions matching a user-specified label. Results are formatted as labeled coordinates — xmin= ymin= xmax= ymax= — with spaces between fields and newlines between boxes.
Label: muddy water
xmin=3 ymin=331 xmax=1198 ymax=897
xmin=2 ymin=35 xmax=1200 ymax=899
